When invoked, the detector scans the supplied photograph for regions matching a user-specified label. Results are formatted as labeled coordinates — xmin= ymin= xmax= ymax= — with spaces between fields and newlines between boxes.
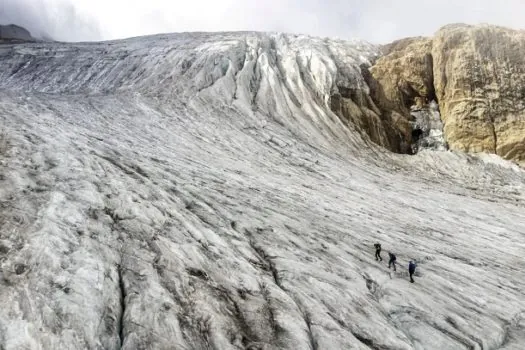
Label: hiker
xmin=388 ymin=252 xmax=397 ymax=271
xmin=374 ymin=243 xmax=382 ymax=261
xmin=409 ymin=260 xmax=417 ymax=283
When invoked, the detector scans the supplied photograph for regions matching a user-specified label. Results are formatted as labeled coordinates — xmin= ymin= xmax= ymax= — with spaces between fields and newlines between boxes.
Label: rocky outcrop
xmin=0 ymin=24 xmax=34 ymax=42
xmin=369 ymin=24 xmax=525 ymax=165
xmin=359 ymin=37 xmax=435 ymax=154
xmin=369 ymin=37 xmax=435 ymax=114
xmin=433 ymin=24 xmax=525 ymax=165
xmin=329 ymin=80 xmax=412 ymax=154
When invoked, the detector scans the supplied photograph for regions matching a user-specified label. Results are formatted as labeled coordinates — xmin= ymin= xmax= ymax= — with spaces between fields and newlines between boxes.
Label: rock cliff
xmin=369 ymin=24 xmax=525 ymax=165
xmin=433 ymin=24 xmax=525 ymax=164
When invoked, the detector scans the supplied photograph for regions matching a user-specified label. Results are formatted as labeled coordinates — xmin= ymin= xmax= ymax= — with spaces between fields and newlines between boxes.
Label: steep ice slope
xmin=0 ymin=32 xmax=524 ymax=350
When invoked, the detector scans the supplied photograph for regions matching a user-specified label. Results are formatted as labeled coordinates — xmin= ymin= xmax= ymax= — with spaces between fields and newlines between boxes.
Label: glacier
xmin=410 ymin=101 xmax=447 ymax=153
xmin=0 ymin=32 xmax=524 ymax=350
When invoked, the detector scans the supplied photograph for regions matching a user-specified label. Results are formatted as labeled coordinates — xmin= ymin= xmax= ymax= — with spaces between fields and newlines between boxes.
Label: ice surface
xmin=0 ymin=32 xmax=524 ymax=349
xmin=411 ymin=101 xmax=447 ymax=153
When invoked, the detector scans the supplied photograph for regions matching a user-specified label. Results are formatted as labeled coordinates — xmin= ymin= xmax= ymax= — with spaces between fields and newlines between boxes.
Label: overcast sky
xmin=1 ymin=0 xmax=524 ymax=43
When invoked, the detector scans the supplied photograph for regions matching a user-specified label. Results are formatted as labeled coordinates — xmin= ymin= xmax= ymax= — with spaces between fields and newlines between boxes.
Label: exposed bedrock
xmin=368 ymin=24 xmax=525 ymax=164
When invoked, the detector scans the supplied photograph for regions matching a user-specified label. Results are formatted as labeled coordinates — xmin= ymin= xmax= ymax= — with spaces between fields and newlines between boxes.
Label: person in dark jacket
xmin=388 ymin=252 xmax=397 ymax=271
xmin=409 ymin=261 xmax=417 ymax=283
xmin=374 ymin=243 xmax=382 ymax=261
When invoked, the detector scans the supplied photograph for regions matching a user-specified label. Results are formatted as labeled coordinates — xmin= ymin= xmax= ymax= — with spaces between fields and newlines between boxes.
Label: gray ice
xmin=0 ymin=32 xmax=524 ymax=349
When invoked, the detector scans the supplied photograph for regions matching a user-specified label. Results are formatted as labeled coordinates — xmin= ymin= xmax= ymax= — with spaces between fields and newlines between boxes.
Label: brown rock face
xmin=433 ymin=24 xmax=525 ymax=164
xmin=363 ymin=37 xmax=435 ymax=154
xmin=329 ymin=81 xmax=412 ymax=154
xmin=366 ymin=24 xmax=525 ymax=165
xmin=329 ymin=39 xmax=434 ymax=155
xmin=370 ymin=37 xmax=435 ymax=115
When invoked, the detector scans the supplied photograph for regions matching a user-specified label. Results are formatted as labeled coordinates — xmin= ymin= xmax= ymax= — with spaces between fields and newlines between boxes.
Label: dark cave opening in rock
xmin=412 ymin=128 xmax=423 ymax=142
xmin=411 ymin=128 xmax=424 ymax=154
xmin=428 ymin=90 xmax=438 ymax=105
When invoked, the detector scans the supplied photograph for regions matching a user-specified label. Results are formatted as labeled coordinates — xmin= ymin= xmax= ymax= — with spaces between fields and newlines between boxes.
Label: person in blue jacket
xmin=409 ymin=260 xmax=417 ymax=283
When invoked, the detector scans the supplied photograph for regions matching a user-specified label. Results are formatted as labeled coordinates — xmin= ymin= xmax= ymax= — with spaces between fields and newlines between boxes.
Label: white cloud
xmin=1 ymin=0 xmax=524 ymax=42
xmin=0 ymin=0 xmax=101 ymax=41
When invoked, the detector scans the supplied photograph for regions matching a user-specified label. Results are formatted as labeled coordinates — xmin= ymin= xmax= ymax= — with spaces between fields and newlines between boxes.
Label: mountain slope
xmin=0 ymin=31 xmax=524 ymax=350
xmin=0 ymin=24 xmax=34 ymax=42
